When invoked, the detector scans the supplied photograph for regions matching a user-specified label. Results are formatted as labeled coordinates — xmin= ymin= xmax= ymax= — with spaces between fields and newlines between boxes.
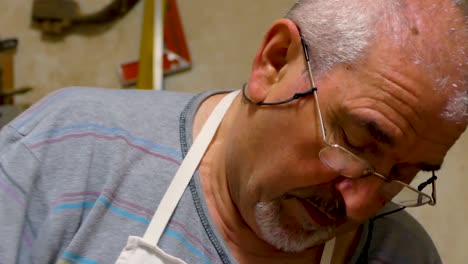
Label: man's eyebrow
xmin=416 ymin=163 xmax=441 ymax=172
xmin=356 ymin=119 xmax=443 ymax=172
xmin=360 ymin=120 xmax=394 ymax=145
xmin=358 ymin=120 xmax=443 ymax=172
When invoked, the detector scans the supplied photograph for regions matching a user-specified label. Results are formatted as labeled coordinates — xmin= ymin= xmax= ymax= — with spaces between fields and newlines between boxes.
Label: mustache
xmin=284 ymin=184 xmax=347 ymax=222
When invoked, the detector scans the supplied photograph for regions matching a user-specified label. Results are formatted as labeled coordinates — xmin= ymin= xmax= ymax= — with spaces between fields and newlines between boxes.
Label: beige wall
xmin=2 ymin=0 xmax=292 ymax=102
xmin=1 ymin=0 xmax=467 ymax=263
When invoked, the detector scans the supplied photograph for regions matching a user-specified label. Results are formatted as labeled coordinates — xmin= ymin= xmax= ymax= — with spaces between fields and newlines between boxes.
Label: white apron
xmin=114 ymin=90 xmax=337 ymax=264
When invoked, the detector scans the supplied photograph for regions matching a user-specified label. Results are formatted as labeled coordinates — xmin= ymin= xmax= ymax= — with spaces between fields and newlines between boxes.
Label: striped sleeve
xmin=0 ymin=125 xmax=40 ymax=263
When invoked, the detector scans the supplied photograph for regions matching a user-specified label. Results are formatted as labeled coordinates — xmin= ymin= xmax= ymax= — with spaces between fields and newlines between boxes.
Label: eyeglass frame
xmin=241 ymin=31 xmax=437 ymax=207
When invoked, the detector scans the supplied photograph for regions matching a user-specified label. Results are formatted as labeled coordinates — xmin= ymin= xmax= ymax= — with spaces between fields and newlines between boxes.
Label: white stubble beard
xmin=255 ymin=199 xmax=336 ymax=253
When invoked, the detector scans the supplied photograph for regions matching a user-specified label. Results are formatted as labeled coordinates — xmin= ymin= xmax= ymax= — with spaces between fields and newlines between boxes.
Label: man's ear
xmin=247 ymin=19 xmax=303 ymax=103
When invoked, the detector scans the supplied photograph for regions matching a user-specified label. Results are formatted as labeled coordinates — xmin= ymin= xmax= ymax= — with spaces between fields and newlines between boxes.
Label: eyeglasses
xmin=241 ymin=33 xmax=437 ymax=208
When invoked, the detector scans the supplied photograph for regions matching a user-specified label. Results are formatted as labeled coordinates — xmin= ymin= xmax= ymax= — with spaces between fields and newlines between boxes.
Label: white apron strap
xmin=320 ymin=237 xmax=336 ymax=264
xmin=143 ymin=90 xmax=240 ymax=244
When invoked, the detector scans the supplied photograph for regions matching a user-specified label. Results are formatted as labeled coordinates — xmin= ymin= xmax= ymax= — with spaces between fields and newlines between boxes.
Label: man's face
xmin=228 ymin=33 xmax=465 ymax=252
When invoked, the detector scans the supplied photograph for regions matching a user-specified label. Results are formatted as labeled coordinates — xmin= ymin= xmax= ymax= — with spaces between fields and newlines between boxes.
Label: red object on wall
xmin=119 ymin=0 xmax=191 ymax=86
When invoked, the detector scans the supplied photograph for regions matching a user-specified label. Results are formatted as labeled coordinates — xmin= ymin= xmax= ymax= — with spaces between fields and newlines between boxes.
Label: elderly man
xmin=0 ymin=0 xmax=466 ymax=263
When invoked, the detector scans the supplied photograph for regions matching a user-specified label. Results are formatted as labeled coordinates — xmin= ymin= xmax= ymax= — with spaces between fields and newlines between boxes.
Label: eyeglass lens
xmin=318 ymin=145 xmax=431 ymax=207
xmin=319 ymin=145 xmax=373 ymax=178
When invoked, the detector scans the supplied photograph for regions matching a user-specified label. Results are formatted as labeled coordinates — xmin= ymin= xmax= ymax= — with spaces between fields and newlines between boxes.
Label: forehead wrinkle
xmin=379 ymin=70 xmax=428 ymax=111
xmin=355 ymin=36 xmax=442 ymax=137
xmin=379 ymin=78 xmax=426 ymax=136
xmin=350 ymin=68 xmax=424 ymax=145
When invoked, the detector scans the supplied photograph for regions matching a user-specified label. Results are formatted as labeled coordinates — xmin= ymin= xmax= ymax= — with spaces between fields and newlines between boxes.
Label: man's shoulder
xmin=8 ymin=87 xmax=195 ymax=137
xmin=372 ymin=209 xmax=433 ymax=245
xmin=364 ymin=207 xmax=441 ymax=263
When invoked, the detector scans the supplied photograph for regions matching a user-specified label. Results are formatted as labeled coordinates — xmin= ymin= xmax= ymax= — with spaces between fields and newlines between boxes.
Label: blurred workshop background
xmin=0 ymin=0 xmax=466 ymax=263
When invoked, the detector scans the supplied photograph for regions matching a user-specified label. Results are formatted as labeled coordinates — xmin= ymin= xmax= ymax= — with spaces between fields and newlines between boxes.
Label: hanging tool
xmin=32 ymin=0 xmax=140 ymax=35
xmin=0 ymin=87 xmax=33 ymax=98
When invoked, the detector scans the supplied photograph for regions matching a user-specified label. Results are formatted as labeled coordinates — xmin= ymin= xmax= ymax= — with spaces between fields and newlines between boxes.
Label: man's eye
xmin=390 ymin=165 xmax=420 ymax=183
xmin=341 ymin=128 xmax=366 ymax=152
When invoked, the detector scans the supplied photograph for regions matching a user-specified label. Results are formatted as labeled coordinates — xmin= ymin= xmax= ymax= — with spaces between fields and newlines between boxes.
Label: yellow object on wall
xmin=137 ymin=0 xmax=166 ymax=90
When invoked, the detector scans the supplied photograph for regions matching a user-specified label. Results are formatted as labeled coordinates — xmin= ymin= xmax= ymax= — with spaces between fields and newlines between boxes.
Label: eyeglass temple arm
xmin=417 ymin=171 xmax=437 ymax=205
xmin=241 ymin=34 xmax=319 ymax=106
xmin=241 ymin=83 xmax=315 ymax=106
xmin=300 ymin=35 xmax=328 ymax=143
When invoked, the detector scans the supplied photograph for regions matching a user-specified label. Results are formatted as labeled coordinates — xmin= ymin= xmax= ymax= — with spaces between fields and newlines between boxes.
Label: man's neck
xmin=198 ymin=143 xmax=326 ymax=263
xmin=193 ymin=93 xmax=361 ymax=263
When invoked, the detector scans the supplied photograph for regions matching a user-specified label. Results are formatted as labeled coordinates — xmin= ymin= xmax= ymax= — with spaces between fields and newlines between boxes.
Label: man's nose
xmin=333 ymin=175 xmax=387 ymax=221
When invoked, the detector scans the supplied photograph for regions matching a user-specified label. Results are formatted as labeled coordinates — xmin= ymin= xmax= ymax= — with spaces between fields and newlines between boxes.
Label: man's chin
xmin=263 ymin=225 xmax=336 ymax=253
xmin=255 ymin=200 xmax=338 ymax=252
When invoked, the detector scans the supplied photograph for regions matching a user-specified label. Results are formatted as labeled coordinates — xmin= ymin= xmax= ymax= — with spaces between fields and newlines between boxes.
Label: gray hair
xmin=285 ymin=0 xmax=402 ymax=74
xmin=286 ymin=0 xmax=467 ymax=123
